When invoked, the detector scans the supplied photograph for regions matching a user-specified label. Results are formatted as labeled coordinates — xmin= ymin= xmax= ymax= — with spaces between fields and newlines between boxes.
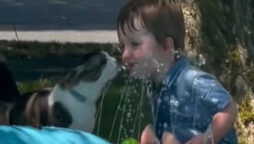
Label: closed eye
xmin=131 ymin=41 xmax=140 ymax=46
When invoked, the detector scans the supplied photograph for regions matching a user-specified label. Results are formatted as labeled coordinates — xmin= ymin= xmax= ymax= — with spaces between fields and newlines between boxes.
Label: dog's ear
xmin=61 ymin=62 xmax=95 ymax=88
xmin=60 ymin=70 xmax=80 ymax=89
xmin=24 ymin=93 xmax=41 ymax=128
xmin=60 ymin=52 xmax=107 ymax=88
xmin=24 ymin=90 xmax=50 ymax=128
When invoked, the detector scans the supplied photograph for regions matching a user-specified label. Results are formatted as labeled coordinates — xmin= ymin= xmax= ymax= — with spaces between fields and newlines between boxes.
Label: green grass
xmin=239 ymin=97 xmax=254 ymax=125
xmin=17 ymin=78 xmax=57 ymax=94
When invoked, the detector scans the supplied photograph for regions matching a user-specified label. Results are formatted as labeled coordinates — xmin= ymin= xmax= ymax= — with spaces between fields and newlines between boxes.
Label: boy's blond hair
xmin=117 ymin=0 xmax=185 ymax=50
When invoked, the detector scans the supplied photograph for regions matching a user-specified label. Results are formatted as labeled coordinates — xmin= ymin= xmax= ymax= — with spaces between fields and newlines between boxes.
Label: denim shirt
xmin=151 ymin=57 xmax=238 ymax=144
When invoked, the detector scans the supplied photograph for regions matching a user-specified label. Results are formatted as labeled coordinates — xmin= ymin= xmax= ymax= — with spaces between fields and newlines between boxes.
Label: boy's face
xmin=118 ymin=21 xmax=172 ymax=80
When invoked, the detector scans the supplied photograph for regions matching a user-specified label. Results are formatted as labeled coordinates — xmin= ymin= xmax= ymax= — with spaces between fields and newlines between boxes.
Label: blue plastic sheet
xmin=0 ymin=126 xmax=110 ymax=144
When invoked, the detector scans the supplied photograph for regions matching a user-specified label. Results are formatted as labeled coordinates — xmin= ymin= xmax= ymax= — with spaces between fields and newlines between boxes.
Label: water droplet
xmin=175 ymin=101 xmax=179 ymax=107
xmin=127 ymin=112 xmax=131 ymax=118
xmin=157 ymin=98 xmax=162 ymax=104
xmin=122 ymin=65 xmax=127 ymax=70
xmin=211 ymin=98 xmax=218 ymax=103
xmin=170 ymin=99 xmax=179 ymax=107
xmin=163 ymin=123 xmax=168 ymax=128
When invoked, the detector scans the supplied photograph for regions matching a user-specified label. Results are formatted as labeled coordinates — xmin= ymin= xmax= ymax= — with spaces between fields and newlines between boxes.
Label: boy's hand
xmin=140 ymin=124 xmax=159 ymax=144
xmin=185 ymin=134 xmax=208 ymax=144
xmin=162 ymin=131 xmax=180 ymax=144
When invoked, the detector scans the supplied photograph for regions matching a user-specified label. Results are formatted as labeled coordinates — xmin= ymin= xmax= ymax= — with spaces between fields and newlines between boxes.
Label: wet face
xmin=118 ymin=21 xmax=174 ymax=81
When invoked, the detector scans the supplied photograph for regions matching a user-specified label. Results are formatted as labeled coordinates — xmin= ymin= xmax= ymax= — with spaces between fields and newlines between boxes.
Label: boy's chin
xmin=130 ymin=71 xmax=151 ymax=80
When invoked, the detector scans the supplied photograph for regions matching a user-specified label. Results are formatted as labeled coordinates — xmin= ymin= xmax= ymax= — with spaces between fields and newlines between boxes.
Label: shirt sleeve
xmin=192 ymin=73 xmax=232 ymax=112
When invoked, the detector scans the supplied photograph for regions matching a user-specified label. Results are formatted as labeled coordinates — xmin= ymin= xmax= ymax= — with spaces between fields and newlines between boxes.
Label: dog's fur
xmin=0 ymin=52 xmax=118 ymax=132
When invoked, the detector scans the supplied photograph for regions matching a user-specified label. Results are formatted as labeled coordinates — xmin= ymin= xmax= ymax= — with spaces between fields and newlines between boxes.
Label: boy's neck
xmin=152 ymin=59 xmax=173 ymax=84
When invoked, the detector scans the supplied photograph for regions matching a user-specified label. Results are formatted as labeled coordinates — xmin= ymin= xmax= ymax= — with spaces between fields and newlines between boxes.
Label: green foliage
xmin=17 ymin=78 xmax=57 ymax=94
xmin=121 ymin=137 xmax=138 ymax=144
xmin=239 ymin=97 xmax=254 ymax=125
xmin=0 ymin=40 xmax=120 ymax=60
xmin=230 ymin=49 xmax=243 ymax=69
xmin=245 ymin=67 xmax=254 ymax=90
xmin=239 ymin=137 xmax=249 ymax=144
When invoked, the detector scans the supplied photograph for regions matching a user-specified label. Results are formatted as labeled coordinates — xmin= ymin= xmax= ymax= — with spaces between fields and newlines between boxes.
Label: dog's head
xmin=49 ymin=51 xmax=118 ymax=131
xmin=61 ymin=52 xmax=118 ymax=89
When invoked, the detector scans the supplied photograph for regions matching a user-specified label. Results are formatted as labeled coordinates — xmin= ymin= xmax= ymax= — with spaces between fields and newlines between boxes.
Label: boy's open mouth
xmin=124 ymin=63 xmax=136 ymax=70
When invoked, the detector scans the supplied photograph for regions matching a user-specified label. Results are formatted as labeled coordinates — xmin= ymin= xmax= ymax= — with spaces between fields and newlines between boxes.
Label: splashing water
xmin=103 ymin=70 xmax=153 ymax=143
xmin=95 ymin=62 xmax=215 ymax=144
xmin=95 ymin=79 xmax=113 ymax=135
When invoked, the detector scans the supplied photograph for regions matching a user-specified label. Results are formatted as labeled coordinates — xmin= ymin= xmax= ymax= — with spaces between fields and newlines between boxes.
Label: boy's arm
xmin=185 ymin=73 xmax=238 ymax=144
xmin=210 ymin=101 xmax=238 ymax=143
xmin=186 ymin=101 xmax=238 ymax=144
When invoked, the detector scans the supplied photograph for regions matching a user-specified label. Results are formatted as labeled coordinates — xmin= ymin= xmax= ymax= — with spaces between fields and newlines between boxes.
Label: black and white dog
xmin=2 ymin=52 xmax=118 ymax=132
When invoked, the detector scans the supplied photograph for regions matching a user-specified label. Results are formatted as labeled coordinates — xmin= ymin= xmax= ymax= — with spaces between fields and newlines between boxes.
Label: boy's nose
xmin=121 ymin=48 xmax=133 ymax=63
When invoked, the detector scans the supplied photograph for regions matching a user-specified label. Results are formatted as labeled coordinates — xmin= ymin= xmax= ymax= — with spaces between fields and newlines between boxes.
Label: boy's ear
xmin=163 ymin=37 xmax=174 ymax=53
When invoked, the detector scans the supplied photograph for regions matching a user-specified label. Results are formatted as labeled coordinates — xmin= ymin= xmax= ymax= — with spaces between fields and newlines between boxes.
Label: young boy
xmin=117 ymin=0 xmax=238 ymax=143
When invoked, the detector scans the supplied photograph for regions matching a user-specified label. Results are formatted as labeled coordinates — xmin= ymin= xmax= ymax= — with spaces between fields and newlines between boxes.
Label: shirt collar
xmin=162 ymin=57 xmax=190 ymax=86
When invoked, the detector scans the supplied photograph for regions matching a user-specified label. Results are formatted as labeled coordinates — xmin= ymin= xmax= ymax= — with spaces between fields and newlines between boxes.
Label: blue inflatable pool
xmin=0 ymin=126 xmax=111 ymax=144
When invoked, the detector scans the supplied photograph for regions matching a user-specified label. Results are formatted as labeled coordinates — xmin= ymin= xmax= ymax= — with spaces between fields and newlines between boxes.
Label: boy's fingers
xmin=162 ymin=132 xmax=180 ymax=144
xmin=140 ymin=124 xmax=159 ymax=144
xmin=185 ymin=134 xmax=206 ymax=144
